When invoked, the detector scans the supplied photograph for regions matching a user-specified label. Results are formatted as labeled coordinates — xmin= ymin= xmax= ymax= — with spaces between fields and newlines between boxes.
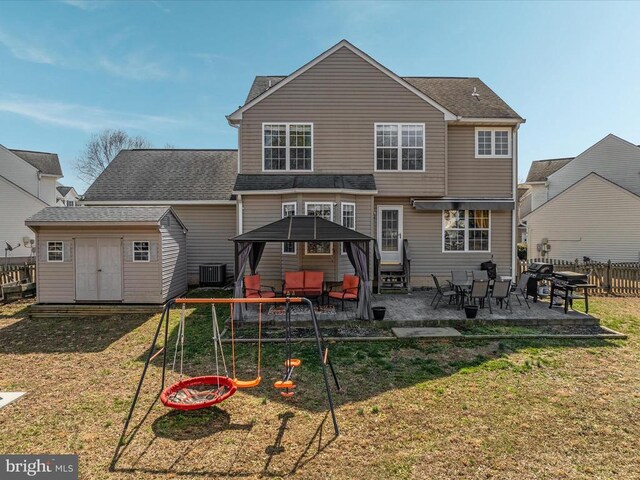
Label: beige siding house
xmin=26 ymin=207 xmax=187 ymax=304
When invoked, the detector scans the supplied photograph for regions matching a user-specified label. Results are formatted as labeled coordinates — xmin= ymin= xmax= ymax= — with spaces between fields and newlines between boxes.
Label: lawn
xmin=0 ymin=296 xmax=639 ymax=479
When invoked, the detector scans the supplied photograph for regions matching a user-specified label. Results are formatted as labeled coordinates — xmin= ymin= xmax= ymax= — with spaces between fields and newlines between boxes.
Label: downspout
xmin=237 ymin=194 xmax=243 ymax=235
xmin=512 ymin=124 xmax=520 ymax=278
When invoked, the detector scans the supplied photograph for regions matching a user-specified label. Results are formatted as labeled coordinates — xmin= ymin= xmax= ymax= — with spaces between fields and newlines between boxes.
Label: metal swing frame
xmin=115 ymin=296 xmax=341 ymax=458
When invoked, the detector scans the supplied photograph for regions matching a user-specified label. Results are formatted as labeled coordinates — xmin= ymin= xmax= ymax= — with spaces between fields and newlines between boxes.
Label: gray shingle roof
xmin=234 ymin=174 xmax=376 ymax=192
xmin=245 ymin=75 xmax=522 ymax=119
xmin=10 ymin=149 xmax=62 ymax=176
xmin=83 ymin=149 xmax=237 ymax=202
xmin=26 ymin=206 xmax=171 ymax=224
xmin=56 ymin=186 xmax=72 ymax=196
xmin=526 ymin=158 xmax=574 ymax=182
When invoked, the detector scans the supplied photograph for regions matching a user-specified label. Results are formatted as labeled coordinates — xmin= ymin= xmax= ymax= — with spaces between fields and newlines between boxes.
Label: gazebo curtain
xmin=345 ymin=241 xmax=373 ymax=321
xmin=233 ymin=241 xmax=266 ymax=320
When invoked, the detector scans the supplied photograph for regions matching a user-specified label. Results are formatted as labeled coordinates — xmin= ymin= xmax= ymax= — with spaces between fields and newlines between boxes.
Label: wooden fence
xmin=519 ymin=258 xmax=640 ymax=296
xmin=0 ymin=263 xmax=36 ymax=285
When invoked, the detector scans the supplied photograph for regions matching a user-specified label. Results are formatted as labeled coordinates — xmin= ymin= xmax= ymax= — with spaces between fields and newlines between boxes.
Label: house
xmin=521 ymin=134 xmax=640 ymax=262
xmin=26 ymin=206 xmax=187 ymax=303
xmin=41 ymin=39 xmax=522 ymax=303
xmin=56 ymin=185 xmax=80 ymax=206
xmin=0 ymin=145 xmax=63 ymax=262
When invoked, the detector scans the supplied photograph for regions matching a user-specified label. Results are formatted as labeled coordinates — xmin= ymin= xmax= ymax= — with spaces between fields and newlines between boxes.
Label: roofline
xmin=411 ymin=197 xmax=515 ymax=204
xmin=522 ymin=181 xmax=546 ymax=185
xmin=8 ymin=148 xmax=58 ymax=155
xmin=452 ymin=117 xmax=525 ymax=124
xmin=522 ymin=171 xmax=640 ymax=220
xmin=26 ymin=221 xmax=161 ymax=227
xmin=227 ymin=39 xmax=458 ymax=124
xmin=122 ymin=148 xmax=238 ymax=152
xmin=81 ymin=200 xmax=236 ymax=206
xmin=0 ymin=174 xmax=49 ymax=206
xmin=162 ymin=207 xmax=188 ymax=231
xmin=233 ymin=188 xmax=377 ymax=196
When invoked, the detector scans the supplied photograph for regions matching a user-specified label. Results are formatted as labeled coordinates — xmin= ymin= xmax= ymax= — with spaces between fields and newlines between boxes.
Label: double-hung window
xmin=475 ymin=128 xmax=511 ymax=158
xmin=443 ymin=210 xmax=490 ymax=252
xmin=341 ymin=202 xmax=356 ymax=254
xmin=133 ymin=241 xmax=150 ymax=262
xmin=305 ymin=202 xmax=333 ymax=255
xmin=263 ymin=123 xmax=312 ymax=171
xmin=375 ymin=123 xmax=425 ymax=171
xmin=47 ymin=241 xmax=63 ymax=262
xmin=282 ymin=202 xmax=297 ymax=254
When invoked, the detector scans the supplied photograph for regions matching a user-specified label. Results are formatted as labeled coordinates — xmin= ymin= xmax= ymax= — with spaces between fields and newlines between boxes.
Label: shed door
xmin=75 ymin=238 xmax=122 ymax=301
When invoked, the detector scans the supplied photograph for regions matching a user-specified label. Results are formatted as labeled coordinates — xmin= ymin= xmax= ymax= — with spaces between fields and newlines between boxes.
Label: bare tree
xmin=74 ymin=129 xmax=152 ymax=185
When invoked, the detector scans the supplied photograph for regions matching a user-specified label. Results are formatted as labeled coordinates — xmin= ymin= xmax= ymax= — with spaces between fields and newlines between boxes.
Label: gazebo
xmin=231 ymin=215 xmax=375 ymax=320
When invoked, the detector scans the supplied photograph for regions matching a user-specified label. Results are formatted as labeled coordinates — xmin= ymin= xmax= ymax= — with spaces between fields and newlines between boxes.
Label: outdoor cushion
xmin=284 ymin=271 xmax=305 ymax=290
xmin=245 ymin=290 xmax=276 ymax=299
xmin=305 ymin=271 xmax=324 ymax=289
xmin=342 ymin=274 xmax=359 ymax=292
xmin=328 ymin=291 xmax=357 ymax=300
xmin=244 ymin=274 xmax=276 ymax=298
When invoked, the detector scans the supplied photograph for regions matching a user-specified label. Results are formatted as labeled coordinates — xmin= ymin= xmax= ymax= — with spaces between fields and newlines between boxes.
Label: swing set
xmin=117 ymin=296 xmax=340 ymax=450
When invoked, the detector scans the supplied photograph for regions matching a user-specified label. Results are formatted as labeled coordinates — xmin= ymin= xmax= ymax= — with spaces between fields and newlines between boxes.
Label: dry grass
xmin=1 ymin=296 xmax=639 ymax=479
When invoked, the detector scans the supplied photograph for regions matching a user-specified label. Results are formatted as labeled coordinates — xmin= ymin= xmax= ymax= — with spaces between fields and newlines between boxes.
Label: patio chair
xmin=511 ymin=273 xmax=531 ymax=309
xmin=463 ymin=279 xmax=491 ymax=313
xmin=450 ymin=270 xmax=468 ymax=285
xmin=243 ymin=274 xmax=277 ymax=299
xmin=327 ymin=274 xmax=360 ymax=311
xmin=491 ymin=279 xmax=512 ymax=312
xmin=472 ymin=270 xmax=489 ymax=281
xmin=430 ymin=274 xmax=458 ymax=310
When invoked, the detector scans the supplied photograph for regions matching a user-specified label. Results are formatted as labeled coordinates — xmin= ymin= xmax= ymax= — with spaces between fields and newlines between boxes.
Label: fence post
xmin=606 ymin=260 xmax=612 ymax=296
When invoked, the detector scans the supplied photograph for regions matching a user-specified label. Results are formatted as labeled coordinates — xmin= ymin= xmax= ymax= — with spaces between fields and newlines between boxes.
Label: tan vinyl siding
xmin=447 ymin=125 xmax=513 ymax=198
xmin=527 ymin=174 xmax=640 ymax=262
xmin=172 ymin=205 xmax=236 ymax=286
xmin=240 ymin=47 xmax=446 ymax=197
xmin=374 ymin=198 xmax=513 ymax=286
xmin=36 ymin=231 xmax=75 ymax=303
xmin=160 ymin=212 xmax=188 ymax=301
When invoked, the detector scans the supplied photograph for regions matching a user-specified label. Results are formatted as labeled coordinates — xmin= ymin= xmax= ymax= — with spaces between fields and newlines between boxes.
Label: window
xmin=133 ymin=241 xmax=150 ymax=262
xmin=47 ymin=241 xmax=63 ymax=262
xmin=443 ymin=210 xmax=490 ymax=252
xmin=341 ymin=202 xmax=356 ymax=254
xmin=282 ymin=202 xmax=297 ymax=254
xmin=263 ymin=123 xmax=312 ymax=171
xmin=375 ymin=123 xmax=425 ymax=171
xmin=66 ymin=200 xmax=75 ymax=207
xmin=305 ymin=202 xmax=333 ymax=255
xmin=475 ymin=128 xmax=512 ymax=157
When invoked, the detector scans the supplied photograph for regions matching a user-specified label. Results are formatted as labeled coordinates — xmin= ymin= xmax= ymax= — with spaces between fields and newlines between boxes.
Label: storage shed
xmin=26 ymin=206 xmax=187 ymax=304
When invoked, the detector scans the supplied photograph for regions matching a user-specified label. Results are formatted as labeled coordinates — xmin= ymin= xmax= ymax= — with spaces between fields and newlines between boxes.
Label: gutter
xmin=233 ymin=188 xmax=378 ymax=196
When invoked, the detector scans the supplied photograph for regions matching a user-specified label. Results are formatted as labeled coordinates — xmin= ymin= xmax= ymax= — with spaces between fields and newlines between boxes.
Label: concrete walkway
xmin=392 ymin=327 xmax=462 ymax=338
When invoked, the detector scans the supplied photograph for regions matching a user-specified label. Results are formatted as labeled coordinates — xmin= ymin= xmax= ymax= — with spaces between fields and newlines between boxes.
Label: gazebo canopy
xmin=231 ymin=215 xmax=374 ymax=242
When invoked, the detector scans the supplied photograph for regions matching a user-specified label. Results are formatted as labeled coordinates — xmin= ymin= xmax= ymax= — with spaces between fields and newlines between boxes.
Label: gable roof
xmin=83 ymin=149 xmax=237 ymax=203
xmin=57 ymin=186 xmax=73 ymax=197
xmin=228 ymin=40 xmax=461 ymax=123
xmin=9 ymin=149 xmax=62 ymax=176
xmin=26 ymin=206 xmax=185 ymax=228
xmin=525 ymin=157 xmax=574 ymax=182
xmin=234 ymin=174 xmax=376 ymax=193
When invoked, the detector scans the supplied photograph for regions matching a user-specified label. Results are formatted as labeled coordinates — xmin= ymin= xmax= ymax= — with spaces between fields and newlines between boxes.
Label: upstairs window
xmin=263 ymin=123 xmax=312 ymax=171
xmin=443 ymin=210 xmax=490 ymax=252
xmin=133 ymin=241 xmax=150 ymax=262
xmin=305 ymin=202 xmax=333 ymax=255
xmin=375 ymin=123 xmax=425 ymax=171
xmin=475 ymin=128 xmax=512 ymax=158
xmin=47 ymin=241 xmax=63 ymax=262
xmin=282 ymin=202 xmax=297 ymax=254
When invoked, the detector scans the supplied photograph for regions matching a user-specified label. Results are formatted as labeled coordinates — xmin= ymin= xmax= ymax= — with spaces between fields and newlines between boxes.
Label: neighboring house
xmin=56 ymin=185 xmax=80 ymax=206
xmin=45 ymin=39 xmax=522 ymax=303
xmin=0 ymin=145 xmax=63 ymax=262
xmin=522 ymin=134 xmax=640 ymax=262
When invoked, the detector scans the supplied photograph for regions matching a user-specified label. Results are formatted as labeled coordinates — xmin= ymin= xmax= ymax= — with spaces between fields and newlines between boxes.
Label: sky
xmin=0 ymin=1 xmax=639 ymax=193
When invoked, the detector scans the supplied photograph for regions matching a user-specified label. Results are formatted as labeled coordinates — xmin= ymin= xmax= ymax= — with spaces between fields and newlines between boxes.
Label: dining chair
xmin=431 ymin=274 xmax=458 ymax=310
xmin=464 ymin=279 xmax=491 ymax=313
xmin=472 ymin=270 xmax=489 ymax=281
xmin=491 ymin=279 xmax=512 ymax=312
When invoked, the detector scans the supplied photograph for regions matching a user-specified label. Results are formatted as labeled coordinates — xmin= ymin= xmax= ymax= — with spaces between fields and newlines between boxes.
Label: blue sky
xmin=0 ymin=1 xmax=638 ymax=192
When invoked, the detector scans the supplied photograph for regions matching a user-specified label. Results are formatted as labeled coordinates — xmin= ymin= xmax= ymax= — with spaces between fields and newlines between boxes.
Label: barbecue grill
xmin=525 ymin=262 xmax=553 ymax=302
xmin=552 ymin=271 xmax=588 ymax=285
xmin=550 ymin=271 xmax=592 ymax=314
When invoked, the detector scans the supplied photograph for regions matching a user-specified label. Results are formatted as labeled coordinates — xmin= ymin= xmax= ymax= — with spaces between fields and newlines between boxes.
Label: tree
xmin=74 ymin=129 xmax=151 ymax=185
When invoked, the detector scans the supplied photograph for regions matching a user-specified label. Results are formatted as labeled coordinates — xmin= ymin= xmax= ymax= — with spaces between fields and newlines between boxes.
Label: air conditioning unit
xmin=199 ymin=264 xmax=227 ymax=287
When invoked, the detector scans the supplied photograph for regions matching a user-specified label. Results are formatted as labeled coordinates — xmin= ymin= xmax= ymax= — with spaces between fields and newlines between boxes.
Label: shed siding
xmin=160 ymin=212 xmax=188 ymax=301
xmin=240 ymin=46 xmax=446 ymax=197
xmin=527 ymin=175 xmax=640 ymax=262
xmin=447 ymin=125 xmax=513 ymax=198
xmin=172 ymin=205 xmax=236 ymax=286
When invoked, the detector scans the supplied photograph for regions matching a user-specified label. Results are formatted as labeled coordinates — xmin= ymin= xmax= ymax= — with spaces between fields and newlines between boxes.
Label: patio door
xmin=377 ymin=206 xmax=403 ymax=264
xmin=75 ymin=238 xmax=122 ymax=301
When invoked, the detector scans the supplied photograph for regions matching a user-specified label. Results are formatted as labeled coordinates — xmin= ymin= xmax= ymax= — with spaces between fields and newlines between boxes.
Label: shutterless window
xmin=305 ymin=202 xmax=332 ymax=255
xmin=341 ymin=202 xmax=356 ymax=254
xmin=264 ymin=124 xmax=312 ymax=171
xmin=47 ymin=241 xmax=63 ymax=262
xmin=133 ymin=241 xmax=150 ymax=262
xmin=375 ymin=123 xmax=424 ymax=171
xmin=443 ymin=210 xmax=490 ymax=252
xmin=282 ymin=202 xmax=297 ymax=254
xmin=476 ymin=128 xmax=511 ymax=157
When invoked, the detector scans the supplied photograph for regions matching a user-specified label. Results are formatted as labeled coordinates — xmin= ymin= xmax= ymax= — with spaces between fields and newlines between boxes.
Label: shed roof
xmin=26 ymin=206 xmax=179 ymax=226
xmin=234 ymin=174 xmax=376 ymax=192
xmin=10 ymin=149 xmax=63 ymax=176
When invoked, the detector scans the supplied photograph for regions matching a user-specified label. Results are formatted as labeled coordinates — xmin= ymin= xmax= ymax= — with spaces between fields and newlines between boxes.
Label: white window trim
xmin=373 ymin=123 xmax=426 ymax=172
xmin=341 ymin=202 xmax=356 ymax=255
xmin=282 ymin=202 xmax=297 ymax=255
xmin=442 ymin=210 xmax=492 ymax=253
xmin=47 ymin=241 xmax=64 ymax=262
xmin=262 ymin=122 xmax=314 ymax=172
xmin=304 ymin=201 xmax=333 ymax=255
xmin=133 ymin=241 xmax=150 ymax=262
xmin=475 ymin=127 xmax=512 ymax=158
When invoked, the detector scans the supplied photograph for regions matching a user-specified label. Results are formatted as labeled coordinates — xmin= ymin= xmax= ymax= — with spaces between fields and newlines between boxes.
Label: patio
xmin=241 ymin=290 xmax=599 ymax=327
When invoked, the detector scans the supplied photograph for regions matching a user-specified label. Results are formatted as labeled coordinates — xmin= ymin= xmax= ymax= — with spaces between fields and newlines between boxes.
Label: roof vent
xmin=471 ymin=87 xmax=480 ymax=100
xmin=268 ymin=79 xmax=272 ymax=89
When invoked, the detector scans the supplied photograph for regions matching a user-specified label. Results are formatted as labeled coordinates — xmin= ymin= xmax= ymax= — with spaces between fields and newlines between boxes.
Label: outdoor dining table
xmin=450 ymin=279 xmax=472 ymax=308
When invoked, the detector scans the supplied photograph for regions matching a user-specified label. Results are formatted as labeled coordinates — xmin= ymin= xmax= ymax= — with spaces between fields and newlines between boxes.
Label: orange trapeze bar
xmin=174 ymin=297 xmax=304 ymax=305
xmin=233 ymin=376 xmax=262 ymax=389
